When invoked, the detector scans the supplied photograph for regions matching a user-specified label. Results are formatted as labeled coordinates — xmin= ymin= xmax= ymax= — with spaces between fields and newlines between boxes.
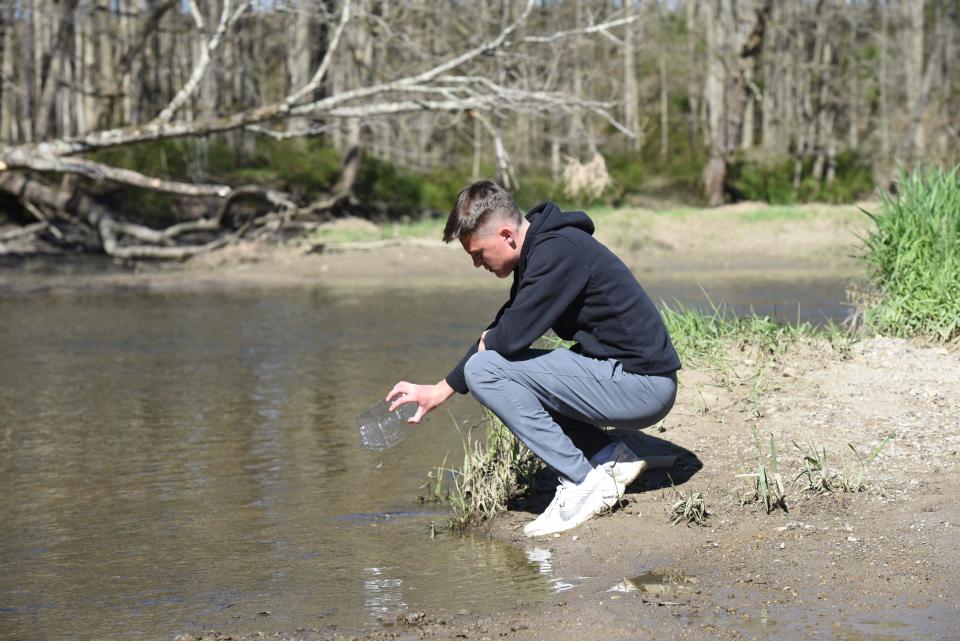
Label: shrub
xmin=245 ymin=138 xmax=343 ymax=198
xmin=859 ymin=164 xmax=960 ymax=342
xmin=606 ymin=141 xmax=707 ymax=205
xmin=729 ymin=150 xmax=873 ymax=204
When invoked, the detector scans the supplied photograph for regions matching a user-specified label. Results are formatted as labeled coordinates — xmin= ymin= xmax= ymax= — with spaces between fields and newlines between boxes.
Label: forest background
xmin=0 ymin=0 xmax=957 ymax=258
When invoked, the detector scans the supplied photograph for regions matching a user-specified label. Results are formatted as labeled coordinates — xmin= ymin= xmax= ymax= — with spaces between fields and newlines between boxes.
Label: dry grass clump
xmin=428 ymin=409 xmax=541 ymax=530
xmin=563 ymin=153 xmax=612 ymax=201
xmin=668 ymin=485 xmax=710 ymax=526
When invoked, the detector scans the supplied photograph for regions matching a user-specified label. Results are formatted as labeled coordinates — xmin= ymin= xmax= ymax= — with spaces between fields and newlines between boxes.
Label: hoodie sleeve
xmin=482 ymin=235 xmax=589 ymax=356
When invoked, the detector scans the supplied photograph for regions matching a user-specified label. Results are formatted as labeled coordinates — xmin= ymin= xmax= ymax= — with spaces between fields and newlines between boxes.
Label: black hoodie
xmin=445 ymin=202 xmax=681 ymax=394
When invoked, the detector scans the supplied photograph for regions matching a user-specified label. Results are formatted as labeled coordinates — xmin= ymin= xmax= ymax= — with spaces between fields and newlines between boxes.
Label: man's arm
xmin=443 ymin=296 xmax=513 ymax=394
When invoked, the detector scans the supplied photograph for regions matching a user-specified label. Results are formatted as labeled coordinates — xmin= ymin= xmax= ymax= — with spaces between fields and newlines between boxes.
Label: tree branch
xmin=245 ymin=124 xmax=328 ymax=140
xmin=0 ymin=0 xmax=544 ymax=159
xmin=521 ymin=14 xmax=637 ymax=45
xmin=289 ymin=0 xmax=537 ymax=116
xmin=0 ymin=154 xmax=231 ymax=197
xmin=282 ymin=0 xmax=353 ymax=110
xmin=153 ymin=0 xmax=253 ymax=124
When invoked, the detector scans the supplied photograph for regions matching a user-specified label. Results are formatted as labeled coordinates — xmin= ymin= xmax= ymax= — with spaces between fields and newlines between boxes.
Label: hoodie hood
xmin=525 ymin=201 xmax=595 ymax=238
xmin=519 ymin=202 xmax=594 ymax=274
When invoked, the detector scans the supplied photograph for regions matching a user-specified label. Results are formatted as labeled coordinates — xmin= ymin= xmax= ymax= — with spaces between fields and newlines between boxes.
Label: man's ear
xmin=499 ymin=225 xmax=516 ymax=246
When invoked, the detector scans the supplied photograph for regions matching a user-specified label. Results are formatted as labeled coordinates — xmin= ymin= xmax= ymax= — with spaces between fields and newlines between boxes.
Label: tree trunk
xmin=35 ymin=0 xmax=80 ymax=140
xmin=120 ymin=0 xmax=134 ymax=123
xmin=741 ymin=94 xmax=754 ymax=149
xmin=568 ymin=0 xmax=585 ymax=158
xmin=759 ymin=7 xmax=780 ymax=155
xmin=685 ymin=0 xmax=699 ymax=150
xmin=658 ymin=0 xmax=669 ymax=158
xmin=550 ymin=120 xmax=562 ymax=183
xmin=847 ymin=8 xmax=860 ymax=149
xmin=701 ymin=0 xmax=773 ymax=206
xmin=472 ymin=115 xmax=482 ymax=179
xmin=879 ymin=0 xmax=890 ymax=155
xmin=811 ymin=2 xmax=835 ymax=191
xmin=701 ymin=0 xmax=724 ymax=204
xmin=898 ymin=1 xmax=951 ymax=163
xmin=623 ymin=0 xmax=640 ymax=153
xmin=906 ymin=0 xmax=925 ymax=157
xmin=287 ymin=0 xmax=315 ymax=135
xmin=0 ymin=0 xmax=11 ymax=142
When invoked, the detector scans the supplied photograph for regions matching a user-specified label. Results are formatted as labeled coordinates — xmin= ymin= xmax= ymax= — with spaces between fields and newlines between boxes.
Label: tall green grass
xmin=660 ymin=299 xmax=812 ymax=372
xmin=860 ymin=165 xmax=960 ymax=342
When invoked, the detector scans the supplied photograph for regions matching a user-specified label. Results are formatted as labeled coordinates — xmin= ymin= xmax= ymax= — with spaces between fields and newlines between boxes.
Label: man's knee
xmin=464 ymin=350 xmax=505 ymax=392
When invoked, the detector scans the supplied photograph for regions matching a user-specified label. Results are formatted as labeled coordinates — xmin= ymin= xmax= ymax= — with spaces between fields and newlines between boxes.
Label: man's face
xmin=460 ymin=226 xmax=518 ymax=278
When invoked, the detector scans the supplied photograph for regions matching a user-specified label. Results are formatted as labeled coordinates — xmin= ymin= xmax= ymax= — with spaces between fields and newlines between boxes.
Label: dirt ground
xmin=9 ymin=204 xmax=960 ymax=640
xmin=473 ymin=335 xmax=960 ymax=641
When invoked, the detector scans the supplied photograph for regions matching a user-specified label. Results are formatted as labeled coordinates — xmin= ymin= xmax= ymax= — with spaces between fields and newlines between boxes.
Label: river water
xmin=0 ymin=271 xmax=855 ymax=640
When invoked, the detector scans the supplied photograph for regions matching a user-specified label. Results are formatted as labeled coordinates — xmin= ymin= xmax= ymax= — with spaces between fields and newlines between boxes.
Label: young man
xmin=388 ymin=180 xmax=680 ymax=536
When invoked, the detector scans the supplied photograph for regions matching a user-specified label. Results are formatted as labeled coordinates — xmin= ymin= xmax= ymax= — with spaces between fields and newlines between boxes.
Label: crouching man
xmin=388 ymin=180 xmax=681 ymax=536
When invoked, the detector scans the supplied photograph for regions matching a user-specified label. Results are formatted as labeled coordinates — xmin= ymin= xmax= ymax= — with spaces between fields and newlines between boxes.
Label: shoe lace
xmin=554 ymin=477 xmax=575 ymax=509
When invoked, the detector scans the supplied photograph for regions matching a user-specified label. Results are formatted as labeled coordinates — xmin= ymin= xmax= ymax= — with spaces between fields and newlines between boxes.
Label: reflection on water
xmin=526 ymin=548 xmax=579 ymax=593
xmin=363 ymin=567 xmax=405 ymax=619
xmin=0 ymin=272 xmax=854 ymax=640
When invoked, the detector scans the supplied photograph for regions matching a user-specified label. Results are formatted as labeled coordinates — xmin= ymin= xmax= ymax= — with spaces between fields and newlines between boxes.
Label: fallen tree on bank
xmin=0 ymin=0 xmax=637 ymax=260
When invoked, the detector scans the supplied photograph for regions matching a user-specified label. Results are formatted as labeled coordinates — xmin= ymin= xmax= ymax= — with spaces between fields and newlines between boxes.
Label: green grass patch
xmin=738 ymin=206 xmax=813 ymax=223
xmin=858 ymin=164 xmax=960 ymax=342
xmin=659 ymin=299 xmax=814 ymax=373
xmin=794 ymin=432 xmax=895 ymax=494
xmin=738 ymin=428 xmax=788 ymax=514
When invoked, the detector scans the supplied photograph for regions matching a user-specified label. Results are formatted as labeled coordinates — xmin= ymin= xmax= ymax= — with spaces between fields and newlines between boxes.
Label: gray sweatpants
xmin=464 ymin=348 xmax=677 ymax=484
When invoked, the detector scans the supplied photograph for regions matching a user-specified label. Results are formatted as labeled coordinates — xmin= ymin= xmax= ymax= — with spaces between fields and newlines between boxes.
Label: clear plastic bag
xmin=356 ymin=398 xmax=418 ymax=451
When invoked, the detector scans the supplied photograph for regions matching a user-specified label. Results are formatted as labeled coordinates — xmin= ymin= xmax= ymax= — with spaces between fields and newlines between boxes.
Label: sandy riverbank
xmin=0 ymin=202 xmax=867 ymax=296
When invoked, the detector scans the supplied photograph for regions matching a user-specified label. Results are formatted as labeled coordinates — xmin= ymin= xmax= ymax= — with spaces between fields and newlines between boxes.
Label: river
xmin=0 ymin=270 xmax=855 ymax=640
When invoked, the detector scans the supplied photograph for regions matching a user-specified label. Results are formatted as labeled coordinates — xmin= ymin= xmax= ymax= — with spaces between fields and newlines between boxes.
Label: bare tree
xmin=2 ymin=0 xmax=958 ymax=258
xmin=0 ymin=0 xmax=638 ymax=258
xmin=701 ymin=0 xmax=773 ymax=206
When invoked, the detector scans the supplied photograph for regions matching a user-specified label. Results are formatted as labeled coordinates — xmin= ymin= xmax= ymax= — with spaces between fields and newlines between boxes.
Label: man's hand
xmin=478 ymin=329 xmax=490 ymax=352
xmin=387 ymin=379 xmax=455 ymax=424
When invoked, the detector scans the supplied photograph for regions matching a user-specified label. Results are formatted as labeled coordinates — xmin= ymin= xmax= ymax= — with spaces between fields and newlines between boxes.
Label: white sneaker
xmin=523 ymin=464 xmax=622 ymax=537
xmin=590 ymin=442 xmax=648 ymax=488
xmin=522 ymin=481 xmax=566 ymax=536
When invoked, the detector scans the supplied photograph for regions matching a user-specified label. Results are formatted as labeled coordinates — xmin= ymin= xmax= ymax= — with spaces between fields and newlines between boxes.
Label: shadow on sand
xmin=513 ymin=428 xmax=703 ymax=516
